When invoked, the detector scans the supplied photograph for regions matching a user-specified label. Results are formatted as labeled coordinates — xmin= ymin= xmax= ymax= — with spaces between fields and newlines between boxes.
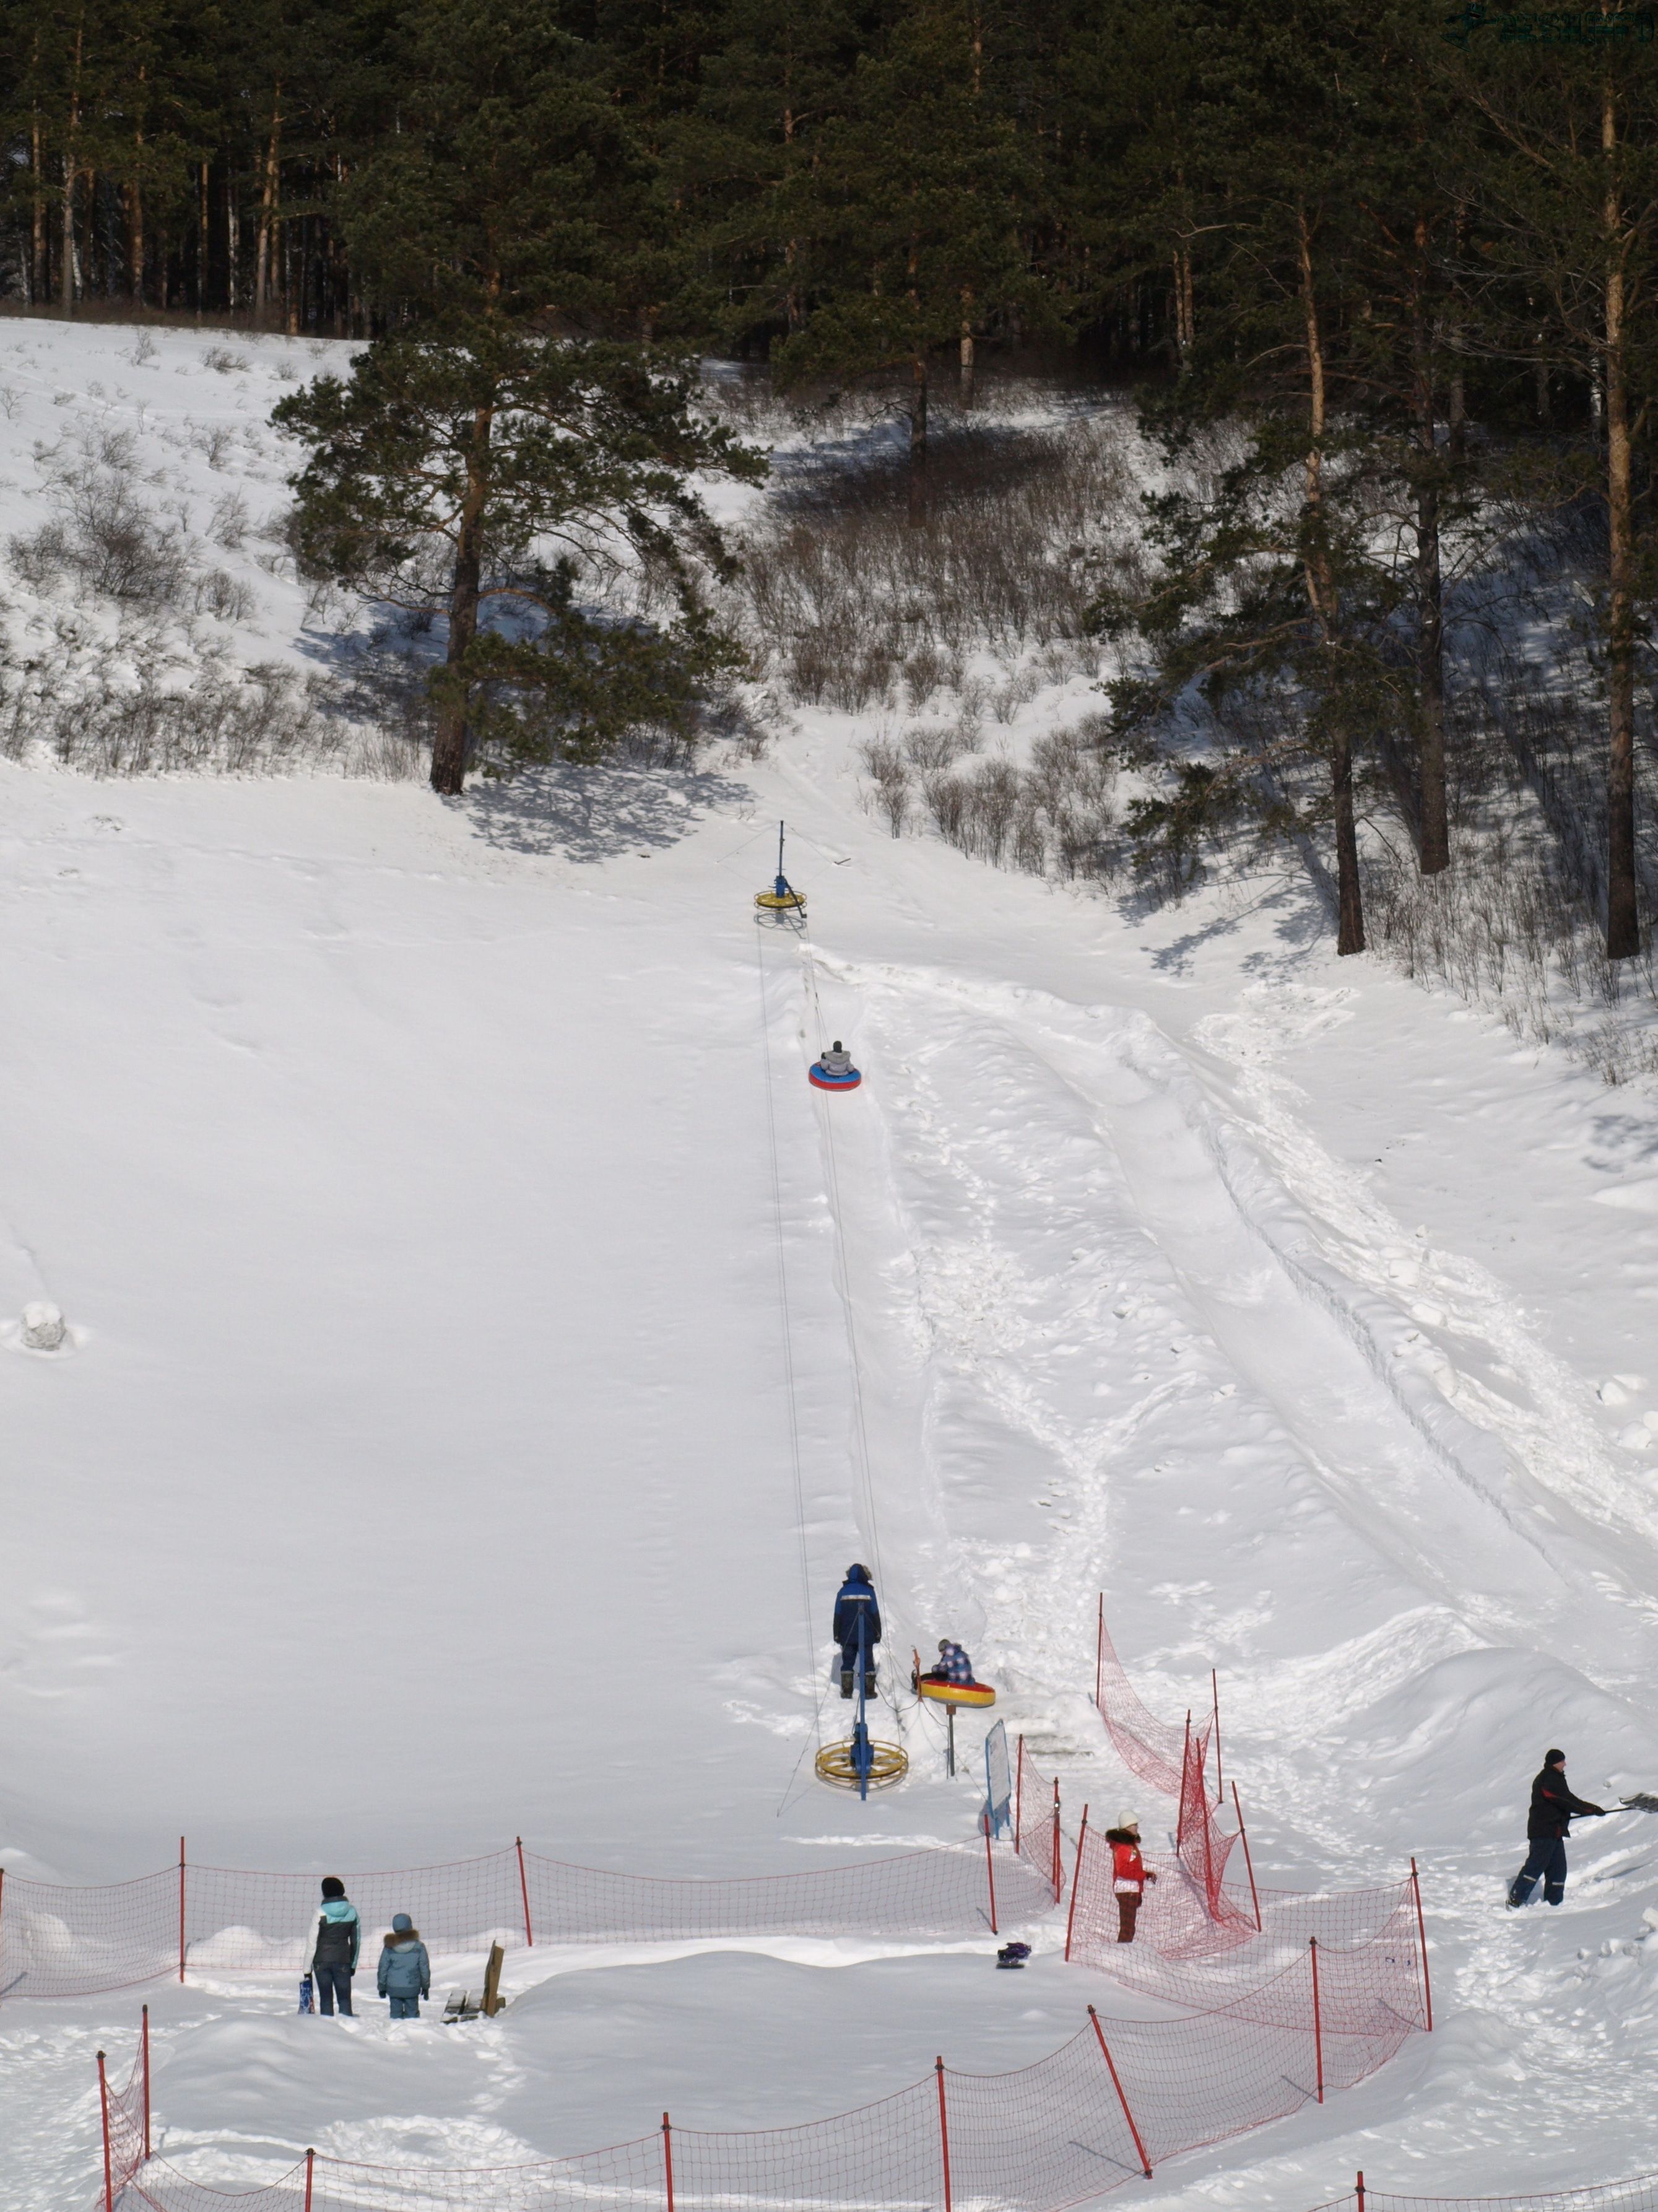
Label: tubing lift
xmin=754 ymin=821 xmax=808 ymax=928
xmin=815 ymin=1614 xmax=908 ymax=1799
xmin=809 ymin=1040 xmax=862 ymax=1092
xmin=913 ymin=1646 xmax=996 ymax=1779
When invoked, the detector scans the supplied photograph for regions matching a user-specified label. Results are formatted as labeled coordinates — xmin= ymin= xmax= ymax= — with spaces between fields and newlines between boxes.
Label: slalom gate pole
xmin=1064 ymin=1806 xmax=1090 ymax=1961
xmin=97 ymin=2050 xmax=114 ymax=2212
xmin=1310 ymin=1938 xmax=1324 ymax=2104
xmin=1088 ymin=2007 xmax=1153 ymax=2179
xmin=1095 ymin=1594 xmax=1104 ymax=1708
xmin=1051 ymin=1780 xmax=1062 ymax=1901
xmin=1232 ymin=1782 xmax=1262 ymax=1931
xmin=303 ymin=2150 xmax=315 ymax=2212
xmin=1176 ymin=1715 xmax=1191 ymax=1849
xmin=178 ymin=1837 xmax=186 ymax=1983
xmin=1014 ymin=1736 xmax=1023 ymax=1852
xmin=1357 ymin=2172 xmax=1366 ymax=2212
xmin=142 ymin=2003 xmax=152 ymax=2159
xmin=1411 ymin=1857 xmax=1433 ymax=2030
xmin=1211 ymin=1669 xmax=1223 ymax=1801
xmin=662 ymin=2114 xmax=675 ymax=2212
xmin=984 ymin=1820 xmax=998 ymax=1935
xmin=516 ymin=1837 xmax=534 ymax=1947
xmin=935 ymin=2059 xmax=953 ymax=2212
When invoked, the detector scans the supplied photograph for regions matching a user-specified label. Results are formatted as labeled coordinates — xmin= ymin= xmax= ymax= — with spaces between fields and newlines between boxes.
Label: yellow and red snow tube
xmin=916 ymin=1677 xmax=997 ymax=1709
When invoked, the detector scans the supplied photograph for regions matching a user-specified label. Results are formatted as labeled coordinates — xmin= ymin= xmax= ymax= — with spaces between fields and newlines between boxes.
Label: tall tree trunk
xmin=960 ymin=290 xmax=975 ymax=407
xmin=1412 ymin=220 xmax=1449 ymax=877
xmin=908 ymin=355 xmax=928 ymax=527
xmin=255 ymin=93 xmax=281 ymax=312
xmin=197 ymin=161 xmax=210 ymax=312
xmin=60 ymin=14 xmax=83 ymax=313
xmin=432 ymin=407 xmax=494 ymax=796
xmin=128 ymin=181 xmax=144 ymax=301
xmin=1604 ymin=79 xmax=1639 ymax=959
xmin=30 ymin=105 xmax=46 ymax=304
xmin=1298 ymin=210 xmax=1364 ymax=955
xmin=61 ymin=155 xmax=76 ymax=311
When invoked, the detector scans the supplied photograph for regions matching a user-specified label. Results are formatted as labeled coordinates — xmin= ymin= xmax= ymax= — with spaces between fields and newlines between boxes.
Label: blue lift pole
xmin=852 ymin=1613 xmax=874 ymax=1801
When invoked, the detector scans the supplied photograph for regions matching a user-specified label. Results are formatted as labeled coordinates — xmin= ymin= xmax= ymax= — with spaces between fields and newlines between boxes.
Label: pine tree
xmin=279 ymin=0 xmax=762 ymax=793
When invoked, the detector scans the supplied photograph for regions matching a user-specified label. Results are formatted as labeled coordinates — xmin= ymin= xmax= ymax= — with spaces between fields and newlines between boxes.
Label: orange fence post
xmin=1356 ymin=2171 xmax=1366 ymax=2212
xmin=142 ymin=2003 xmax=152 ymax=2159
xmin=1063 ymin=1806 xmax=1090 ymax=1961
xmin=1176 ymin=1716 xmax=1191 ymax=1848
xmin=1095 ymin=1594 xmax=1104 ymax=1708
xmin=662 ymin=2114 xmax=674 ymax=2212
xmin=516 ymin=1837 xmax=534 ymax=1948
xmin=304 ymin=2148 xmax=315 ymax=2212
xmin=1051 ymin=1780 xmax=1062 ymax=1900
xmin=1310 ymin=1937 xmax=1324 ymax=2103
xmin=1410 ymin=1857 xmax=1433 ymax=2030
xmin=984 ymin=1822 xmax=998 ymax=1935
xmin=1088 ymin=2007 xmax=1153 ymax=2179
xmin=935 ymin=2058 xmax=952 ymax=2212
xmin=97 ymin=2050 xmax=114 ymax=2212
xmin=1231 ymin=1783 xmax=1262 ymax=1931
xmin=1014 ymin=1736 xmax=1023 ymax=1853
xmin=178 ymin=1837 xmax=187 ymax=1983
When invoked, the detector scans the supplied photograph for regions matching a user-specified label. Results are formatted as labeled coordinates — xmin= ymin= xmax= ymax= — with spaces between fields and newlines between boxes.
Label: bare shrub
xmin=858 ymin=734 xmax=911 ymax=835
xmin=190 ymin=422 xmax=235 ymax=469
xmin=738 ymin=411 xmax=1142 ymax=708
xmin=202 ymin=346 xmax=250 ymax=374
xmin=879 ymin=716 xmax=1119 ymax=883
xmin=194 ymin=567 xmax=254 ymax=621
xmin=11 ymin=438 xmax=196 ymax=606
xmin=210 ymin=492 xmax=251 ymax=550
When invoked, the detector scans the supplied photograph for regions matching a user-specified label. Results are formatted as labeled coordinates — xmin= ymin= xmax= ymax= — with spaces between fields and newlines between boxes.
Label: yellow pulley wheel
xmin=815 ymin=1740 xmax=909 ymax=1790
xmin=755 ymin=889 xmax=807 ymax=917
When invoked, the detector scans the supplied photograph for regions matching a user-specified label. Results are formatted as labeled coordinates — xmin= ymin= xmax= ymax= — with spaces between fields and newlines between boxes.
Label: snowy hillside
xmin=4 ymin=317 xmax=1658 ymax=2210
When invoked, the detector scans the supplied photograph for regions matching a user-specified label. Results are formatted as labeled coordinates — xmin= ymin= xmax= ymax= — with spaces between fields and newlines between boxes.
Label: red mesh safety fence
xmin=97 ymin=1993 xmax=1416 ymax=2212
xmin=104 ymin=2032 xmax=148 ymax=2200
xmin=1173 ymin=1722 xmax=1251 ymax=1942
xmin=1079 ymin=1612 xmax=1430 ymax=2042
xmin=5 ymin=1843 xmax=1058 ymax=2000
xmin=1358 ymin=2187 xmax=1658 ymax=2212
xmin=1093 ymin=1614 xmax=1185 ymax=1796
xmin=1014 ymin=1739 xmax=1066 ymax=1902
xmin=107 ymin=2166 xmax=1658 ymax=2212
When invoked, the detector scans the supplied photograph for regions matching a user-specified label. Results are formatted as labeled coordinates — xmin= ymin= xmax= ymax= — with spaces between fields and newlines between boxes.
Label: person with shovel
xmin=1508 ymin=1749 xmax=1608 ymax=1908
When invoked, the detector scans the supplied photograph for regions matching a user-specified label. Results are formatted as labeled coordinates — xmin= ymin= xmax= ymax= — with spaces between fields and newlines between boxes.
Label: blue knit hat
xmin=392 ymin=1913 xmax=412 ymax=1932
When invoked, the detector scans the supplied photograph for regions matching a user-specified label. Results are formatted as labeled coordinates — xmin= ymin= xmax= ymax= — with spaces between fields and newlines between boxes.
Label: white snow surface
xmin=4 ymin=320 xmax=1658 ymax=2208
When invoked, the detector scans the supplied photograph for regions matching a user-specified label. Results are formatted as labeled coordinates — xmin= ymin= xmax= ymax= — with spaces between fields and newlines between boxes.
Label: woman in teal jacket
xmin=377 ymin=1914 xmax=432 ymax=2019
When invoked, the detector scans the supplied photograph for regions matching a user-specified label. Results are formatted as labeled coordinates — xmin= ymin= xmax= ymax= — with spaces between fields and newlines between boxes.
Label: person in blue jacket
xmin=310 ymin=1876 xmax=360 ymax=2016
xmin=833 ymin=1563 xmax=880 ymax=1698
xmin=377 ymin=1913 xmax=432 ymax=2019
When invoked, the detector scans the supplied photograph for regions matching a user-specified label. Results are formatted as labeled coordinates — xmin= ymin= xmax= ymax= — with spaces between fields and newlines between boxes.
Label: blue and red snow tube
xmin=809 ymin=1061 xmax=862 ymax=1091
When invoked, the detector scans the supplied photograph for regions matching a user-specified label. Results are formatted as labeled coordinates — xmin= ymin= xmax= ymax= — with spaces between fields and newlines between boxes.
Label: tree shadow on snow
xmin=454 ymin=757 xmax=755 ymax=863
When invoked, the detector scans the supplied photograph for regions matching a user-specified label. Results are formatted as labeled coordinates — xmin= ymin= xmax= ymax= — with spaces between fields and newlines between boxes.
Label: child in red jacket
xmin=1104 ymin=1814 xmax=1157 ymax=1942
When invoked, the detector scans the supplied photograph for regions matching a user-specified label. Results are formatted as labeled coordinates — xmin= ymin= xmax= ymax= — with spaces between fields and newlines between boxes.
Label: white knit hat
xmin=1117 ymin=1811 xmax=1140 ymax=1831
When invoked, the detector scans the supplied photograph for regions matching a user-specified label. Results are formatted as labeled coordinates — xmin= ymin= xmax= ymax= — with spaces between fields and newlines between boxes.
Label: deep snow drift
xmin=4 ymin=319 xmax=1658 ymax=2211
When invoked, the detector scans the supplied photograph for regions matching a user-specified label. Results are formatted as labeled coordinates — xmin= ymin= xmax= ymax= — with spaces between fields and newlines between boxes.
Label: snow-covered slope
xmin=4 ymin=317 xmax=1658 ymax=2211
